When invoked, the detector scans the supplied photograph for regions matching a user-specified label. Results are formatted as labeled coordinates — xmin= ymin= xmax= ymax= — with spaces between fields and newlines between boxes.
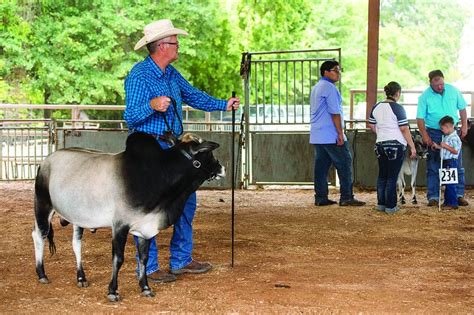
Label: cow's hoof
xmin=39 ymin=277 xmax=50 ymax=284
xmin=412 ymin=200 xmax=418 ymax=205
xmin=77 ymin=280 xmax=89 ymax=288
xmin=141 ymin=289 xmax=155 ymax=298
xmin=107 ymin=293 xmax=121 ymax=302
xmin=400 ymin=200 xmax=406 ymax=205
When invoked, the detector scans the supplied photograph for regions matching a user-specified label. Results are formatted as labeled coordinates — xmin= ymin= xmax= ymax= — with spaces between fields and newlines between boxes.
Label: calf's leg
xmin=72 ymin=225 xmax=88 ymax=287
xmin=136 ymin=237 xmax=155 ymax=297
xmin=107 ymin=224 xmax=130 ymax=302
xmin=411 ymin=160 xmax=419 ymax=204
xmin=397 ymin=173 xmax=406 ymax=204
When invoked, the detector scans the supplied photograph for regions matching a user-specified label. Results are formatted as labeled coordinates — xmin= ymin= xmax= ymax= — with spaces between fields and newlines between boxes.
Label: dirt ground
xmin=0 ymin=182 xmax=472 ymax=313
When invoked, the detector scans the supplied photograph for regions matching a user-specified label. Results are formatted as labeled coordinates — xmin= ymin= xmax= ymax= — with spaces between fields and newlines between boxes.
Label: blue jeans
xmin=375 ymin=141 xmax=406 ymax=210
xmin=133 ymin=139 xmax=196 ymax=274
xmin=443 ymin=159 xmax=459 ymax=206
xmin=426 ymin=128 xmax=465 ymax=201
xmin=314 ymin=141 xmax=354 ymax=203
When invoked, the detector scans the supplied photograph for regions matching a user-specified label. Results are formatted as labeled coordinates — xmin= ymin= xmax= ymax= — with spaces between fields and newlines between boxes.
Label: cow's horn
xmin=181 ymin=133 xmax=203 ymax=143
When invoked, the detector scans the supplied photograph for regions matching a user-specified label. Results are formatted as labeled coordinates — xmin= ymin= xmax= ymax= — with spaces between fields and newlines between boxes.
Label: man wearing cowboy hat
xmin=124 ymin=19 xmax=240 ymax=283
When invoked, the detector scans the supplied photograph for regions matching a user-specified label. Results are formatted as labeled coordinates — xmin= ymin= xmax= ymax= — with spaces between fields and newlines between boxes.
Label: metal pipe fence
xmin=349 ymin=89 xmax=474 ymax=122
xmin=0 ymin=103 xmax=233 ymax=123
xmin=0 ymin=118 xmax=243 ymax=181
xmin=0 ymin=120 xmax=54 ymax=180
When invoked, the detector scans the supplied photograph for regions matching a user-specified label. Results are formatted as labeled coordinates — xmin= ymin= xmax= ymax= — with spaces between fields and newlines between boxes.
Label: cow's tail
xmin=34 ymin=165 xmax=56 ymax=256
xmin=47 ymin=222 xmax=56 ymax=256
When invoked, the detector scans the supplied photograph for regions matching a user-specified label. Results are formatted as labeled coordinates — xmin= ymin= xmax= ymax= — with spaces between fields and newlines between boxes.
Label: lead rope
xmin=160 ymin=97 xmax=184 ymax=137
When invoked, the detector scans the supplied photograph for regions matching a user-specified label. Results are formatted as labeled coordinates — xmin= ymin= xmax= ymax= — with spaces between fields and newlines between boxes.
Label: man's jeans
xmin=133 ymin=139 xmax=196 ymax=275
xmin=375 ymin=141 xmax=406 ymax=210
xmin=314 ymin=141 xmax=354 ymax=203
xmin=443 ymin=159 xmax=459 ymax=206
xmin=426 ymin=128 xmax=465 ymax=201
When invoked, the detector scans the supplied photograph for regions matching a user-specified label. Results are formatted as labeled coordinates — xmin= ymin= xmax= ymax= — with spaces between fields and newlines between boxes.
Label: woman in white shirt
xmin=369 ymin=82 xmax=416 ymax=214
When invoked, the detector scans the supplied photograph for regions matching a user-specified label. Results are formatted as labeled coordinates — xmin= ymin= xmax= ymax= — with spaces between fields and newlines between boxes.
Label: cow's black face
xmin=190 ymin=141 xmax=225 ymax=181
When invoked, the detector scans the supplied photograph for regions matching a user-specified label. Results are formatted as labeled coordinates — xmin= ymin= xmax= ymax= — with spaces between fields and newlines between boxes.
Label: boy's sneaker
xmin=427 ymin=199 xmax=439 ymax=207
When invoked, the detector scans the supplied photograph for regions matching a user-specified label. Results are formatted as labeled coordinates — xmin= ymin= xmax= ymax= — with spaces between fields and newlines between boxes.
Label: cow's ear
xmin=192 ymin=141 xmax=219 ymax=154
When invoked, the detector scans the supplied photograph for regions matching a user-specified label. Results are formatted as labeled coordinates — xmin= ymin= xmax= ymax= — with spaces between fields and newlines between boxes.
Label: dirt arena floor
xmin=0 ymin=182 xmax=472 ymax=313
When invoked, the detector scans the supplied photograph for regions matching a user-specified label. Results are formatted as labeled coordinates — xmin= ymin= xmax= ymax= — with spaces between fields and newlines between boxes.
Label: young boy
xmin=432 ymin=115 xmax=463 ymax=209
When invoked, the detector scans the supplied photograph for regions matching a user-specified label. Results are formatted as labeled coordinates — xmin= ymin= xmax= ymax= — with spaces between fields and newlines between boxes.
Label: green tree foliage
xmin=0 ymin=0 xmax=468 ymax=119
xmin=379 ymin=0 xmax=467 ymax=88
xmin=1 ymin=0 xmax=238 ymax=119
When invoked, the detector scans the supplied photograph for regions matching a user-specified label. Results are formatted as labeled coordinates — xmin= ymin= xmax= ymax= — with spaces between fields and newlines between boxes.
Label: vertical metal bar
xmin=262 ymin=62 xmax=266 ymax=124
xmin=285 ymin=62 xmax=289 ymax=123
xmin=350 ymin=90 xmax=355 ymax=128
xmin=254 ymin=62 xmax=258 ymax=124
xmin=301 ymin=61 xmax=304 ymax=122
xmin=41 ymin=124 xmax=44 ymax=160
xmin=317 ymin=61 xmax=320 ymax=80
xmin=308 ymin=61 xmax=312 ymax=124
xmin=270 ymin=61 xmax=273 ymax=123
xmin=27 ymin=127 xmax=31 ymax=178
xmin=13 ymin=128 xmax=17 ymax=179
xmin=278 ymin=62 xmax=281 ymax=123
xmin=231 ymin=90 xmax=236 ymax=267
xmin=34 ymin=127 xmax=37 ymax=179
xmin=293 ymin=61 xmax=296 ymax=124
xmin=244 ymin=57 xmax=252 ymax=189
xmin=5 ymin=128 xmax=10 ymax=179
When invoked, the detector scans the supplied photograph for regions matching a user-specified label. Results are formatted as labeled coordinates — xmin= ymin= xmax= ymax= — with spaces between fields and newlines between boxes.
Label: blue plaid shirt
xmin=124 ymin=56 xmax=227 ymax=135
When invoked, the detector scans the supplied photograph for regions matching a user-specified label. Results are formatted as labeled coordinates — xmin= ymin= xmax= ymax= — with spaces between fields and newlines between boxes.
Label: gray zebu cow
xmin=397 ymin=132 xmax=428 ymax=204
xmin=31 ymin=132 xmax=225 ymax=302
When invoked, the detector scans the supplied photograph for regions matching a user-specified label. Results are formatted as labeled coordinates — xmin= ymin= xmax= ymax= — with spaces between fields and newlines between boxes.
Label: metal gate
xmin=240 ymin=49 xmax=342 ymax=187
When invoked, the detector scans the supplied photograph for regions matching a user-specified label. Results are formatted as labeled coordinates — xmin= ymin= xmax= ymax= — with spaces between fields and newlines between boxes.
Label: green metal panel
xmin=347 ymin=130 xmax=474 ymax=187
xmin=187 ymin=131 xmax=239 ymax=189
xmin=250 ymin=132 xmax=313 ymax=184
xmin=59 ymin=130 xmax=128 ymax=152
xmin=347 ymin=130 xmax=428 ymax=188
xmin=462 ymin=144 xmax=473 ymax=185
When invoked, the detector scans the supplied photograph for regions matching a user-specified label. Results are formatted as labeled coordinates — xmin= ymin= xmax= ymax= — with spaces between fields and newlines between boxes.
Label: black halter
xmin=180 ymin=149 xmax=219 ymax=181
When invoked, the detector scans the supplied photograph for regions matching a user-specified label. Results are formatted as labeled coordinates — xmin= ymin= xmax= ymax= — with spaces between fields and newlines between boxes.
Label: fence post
xmin=349 ymin=90 xmax=354 ymax=128
xmin=72 ymin=106 xmax=81 ymax=120
xmin=471 ymin=92 xmax=474 ymax=118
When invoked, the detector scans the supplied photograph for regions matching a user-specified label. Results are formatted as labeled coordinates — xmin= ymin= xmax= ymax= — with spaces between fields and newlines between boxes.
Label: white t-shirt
xmin=368 ymin=101 xmax=408 ymax=145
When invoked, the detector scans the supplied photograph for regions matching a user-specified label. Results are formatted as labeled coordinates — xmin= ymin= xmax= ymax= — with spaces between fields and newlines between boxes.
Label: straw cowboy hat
xmin=134 ymin=19 xmax=188 ymax=51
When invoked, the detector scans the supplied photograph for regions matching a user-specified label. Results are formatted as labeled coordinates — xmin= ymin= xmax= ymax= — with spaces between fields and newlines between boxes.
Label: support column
xmin=366 ymin=0 xmax=380 ymax=123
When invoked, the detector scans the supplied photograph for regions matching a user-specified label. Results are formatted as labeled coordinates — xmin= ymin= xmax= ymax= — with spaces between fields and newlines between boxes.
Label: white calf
xmin=397 ymin=134 xmax=427 ymax=204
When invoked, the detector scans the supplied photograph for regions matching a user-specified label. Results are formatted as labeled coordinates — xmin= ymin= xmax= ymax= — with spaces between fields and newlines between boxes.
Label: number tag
xmin=439 ymin=168 xmax=458 ymax=185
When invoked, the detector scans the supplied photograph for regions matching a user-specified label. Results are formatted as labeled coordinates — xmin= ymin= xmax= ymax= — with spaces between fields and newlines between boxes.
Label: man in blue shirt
xmin=416 ymin=70 xmax=468 ymax=207
xmin=124 ymin=19 xmax=240 ymax=283
xmin=310 ymin=61 xmax=365 ymax=207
